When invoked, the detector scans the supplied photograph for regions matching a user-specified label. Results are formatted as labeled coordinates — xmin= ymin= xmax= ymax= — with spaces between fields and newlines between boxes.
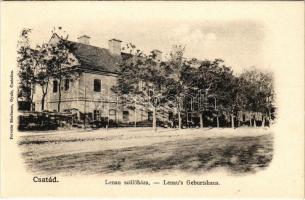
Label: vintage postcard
xmin=0 ymin=1 xmax=304 ymax=198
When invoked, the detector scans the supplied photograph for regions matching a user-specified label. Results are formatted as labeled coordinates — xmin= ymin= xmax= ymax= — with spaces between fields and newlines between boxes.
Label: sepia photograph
xmin=0 ymin=1 xmax=304 ymax=198
xmin=17 ymin=23 xmax=275 ymax=176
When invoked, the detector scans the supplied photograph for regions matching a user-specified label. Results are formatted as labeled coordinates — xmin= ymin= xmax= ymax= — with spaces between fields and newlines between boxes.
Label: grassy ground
xmin=18 ymin=128 xmax=273 ymax=175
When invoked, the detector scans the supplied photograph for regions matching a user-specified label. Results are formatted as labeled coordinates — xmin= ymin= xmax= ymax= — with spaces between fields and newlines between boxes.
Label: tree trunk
xmin=57 ymin=77 xmax=62 ymax=112
xmin=178 ymin=110 xmax=182 ymax=130
xmin=152 ymin=106 xmax=157 ymax=132
xmin=231 ymin=114 xmax=234 ymax=129
xmin=250 ymin=118 xmax=252 ymax=127
xmin=30 ymin=84 xmax=34 ymax=111
xmin=268 ymin=110 xmax=272 ymax=126
xmin=262 ymin=116 xmax=265 ymax=127
xmin=40 ymin=83 xmax=48 ymax=111
xmin=41 ymin=94 xmax=46 ymax=111
xmin=199 ymin=112 xmax=203 ymax=128
xmin=216 ymin=116 xmax=219 ymax=128
xmin=134 ymin=102 xmax=137 ymax=128
xmin=254 ymin=119 xmax=256 ymax=127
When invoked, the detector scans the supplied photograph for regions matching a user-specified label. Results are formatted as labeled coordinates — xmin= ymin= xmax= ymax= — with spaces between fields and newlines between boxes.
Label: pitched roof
xmin=68 ymin=41 xmax=123 ymax=74
xmin=49 ymin=33 xmax=127 ymax=74
xmin=49 ymin=34 xmax=160 ymax=75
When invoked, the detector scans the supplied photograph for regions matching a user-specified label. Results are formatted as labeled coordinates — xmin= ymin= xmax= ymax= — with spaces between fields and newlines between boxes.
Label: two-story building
xmin=32 ymin=33 xmax=164 ymax=126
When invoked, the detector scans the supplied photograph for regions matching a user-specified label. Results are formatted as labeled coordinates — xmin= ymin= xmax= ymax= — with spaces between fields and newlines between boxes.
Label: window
xmin=148 ymin=111 xmax=153 ymax=121
xmin=53 ymin=80 xmax=58 ymax=93
xmin=93 ymin=110 xmax=101 ymax=121
xmin=94 ymin=79 xmax=101 ymax=92
xmin=64 ymin=79 xmax=69 ymax=91
xmin=123 ymin=111 xmax=129 ymax=122
xmin=168 ymin=112 xmax=173 ymax=121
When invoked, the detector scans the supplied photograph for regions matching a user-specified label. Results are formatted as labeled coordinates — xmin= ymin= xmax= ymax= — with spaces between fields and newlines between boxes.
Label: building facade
xmin=32 ymin=34 xmax=160 ymax=126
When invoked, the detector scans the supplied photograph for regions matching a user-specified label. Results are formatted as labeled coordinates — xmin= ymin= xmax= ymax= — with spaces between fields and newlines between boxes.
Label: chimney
xmin=77 ymin=35 xmax=90 ymax=45
xmin=152 ymin=49 xmax=163 ymax=62
xmin=108 ymin=39 xmax=122 ymax=55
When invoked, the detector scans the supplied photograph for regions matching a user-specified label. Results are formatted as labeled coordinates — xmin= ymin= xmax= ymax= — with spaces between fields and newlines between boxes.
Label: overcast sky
xmin=20 ymin=2 xmax=270 ymax=74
